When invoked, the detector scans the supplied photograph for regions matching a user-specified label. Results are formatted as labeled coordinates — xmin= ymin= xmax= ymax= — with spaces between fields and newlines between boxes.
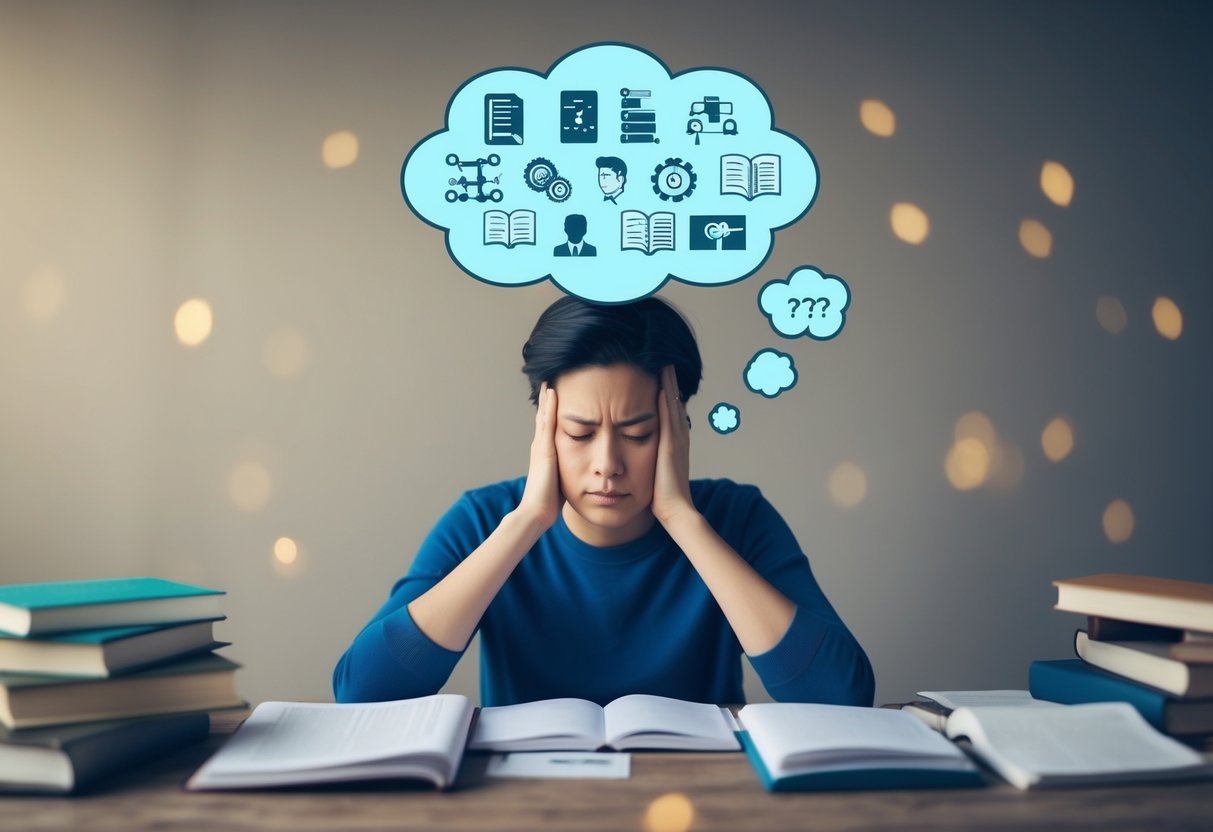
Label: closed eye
xmin=624 ymin=433 xmax=653 ymax=443
xmin=566 ymin=433 xmax=593 ymax=442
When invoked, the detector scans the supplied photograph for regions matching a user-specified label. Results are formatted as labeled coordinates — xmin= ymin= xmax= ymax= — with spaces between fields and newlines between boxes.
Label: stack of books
xmin=1031 ymin=573 xmax=1213 ymax=740
xmin=0 ymin=577 xmax=244 ymax=793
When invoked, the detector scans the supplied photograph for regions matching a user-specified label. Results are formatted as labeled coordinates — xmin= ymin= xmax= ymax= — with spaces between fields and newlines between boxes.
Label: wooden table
xmin=5 ymin=712 xmax=1211 ymax=831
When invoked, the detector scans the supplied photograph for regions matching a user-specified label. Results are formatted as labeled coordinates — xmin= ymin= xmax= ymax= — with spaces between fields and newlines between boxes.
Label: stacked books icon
xmin=0 ymin=577 xmax=243 ymax=793
xmin=1033 ymin=573 xmax=1213 ymax=740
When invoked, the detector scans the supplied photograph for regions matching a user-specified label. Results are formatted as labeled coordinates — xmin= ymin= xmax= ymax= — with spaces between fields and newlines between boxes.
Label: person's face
xmin=553 ymin=363 xmax=658 ymax=547
xmin=598 ymin=168 xmax=624 ymax=195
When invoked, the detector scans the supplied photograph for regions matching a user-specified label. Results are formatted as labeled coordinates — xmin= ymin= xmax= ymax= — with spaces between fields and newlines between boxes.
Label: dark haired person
xmin=596 ymin=156 xmax=626 ymax=203
xmin=333 ymin=297 xmax=874 ymax=707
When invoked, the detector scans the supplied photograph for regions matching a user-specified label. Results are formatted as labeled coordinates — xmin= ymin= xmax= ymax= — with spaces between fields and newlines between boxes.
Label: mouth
xmin=586 ymin=491 xmax=628 ymax=506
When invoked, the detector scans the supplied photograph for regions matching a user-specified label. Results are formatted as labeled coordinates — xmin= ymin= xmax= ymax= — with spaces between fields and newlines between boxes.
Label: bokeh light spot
xmin=945 ymin=437 xmax=991 ymax=491
xmin=859 ymin=99 xmax=896 ymax=137
xmin=1041 ymin=417 xmax=1074 ymax=462
xmin=1019 ymin=219 xmax=1053 ymax=258
xmin=1096 ymin=296 xmax=1127 ymax=334
xmin=262 ymin=328 xmax=311 ymax=378
xmin=890 ymin=202 xmax=929 ymax=245
xmin=273 ymin=537 xmax=298 ymax=565
xmin=643 ymin=792 xmax=695 ymax=832
xmin=828 ymin=461 xmax=868 ymax=509
xmin=174 ymin=298 xmax=214 ymax=347
xmin=1152 ymin=296 xmax=1183 ymax=340
xmin=228 ymin=461 xmax=272 ymax=513
xmin=954 ymin=411 xmax=997 ymax=445
xmin=22 ymin=266 xmax=66 ymax=324
xmin=1041 ymin=160 xmax=1074 ymax=207
xmin=323 ymin=130 xmax=359 ymax=169
xmin=1102 ymin=499 xmax=1134 ymax=544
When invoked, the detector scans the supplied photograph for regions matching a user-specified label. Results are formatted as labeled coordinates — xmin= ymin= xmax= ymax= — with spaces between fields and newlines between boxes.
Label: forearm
xmin=406 ymin=509 xmax=547 ymax=651
xmin=663 ymin=511 xmax=796 ymax=656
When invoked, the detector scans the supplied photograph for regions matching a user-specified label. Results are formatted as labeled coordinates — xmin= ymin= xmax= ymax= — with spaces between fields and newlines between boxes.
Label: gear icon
xmin=546 ymin=177 xmax=572 ymax=203
xmin=524 ymin=158 xmax=557 ymax=192
xmin=651 ymin=157 xmax=697 ymax=202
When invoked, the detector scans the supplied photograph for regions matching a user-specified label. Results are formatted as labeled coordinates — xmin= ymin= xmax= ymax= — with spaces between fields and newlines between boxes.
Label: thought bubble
xmin=744 ymin=349 xmax=797 ymax=398
xmin=709 ymin=403 xmax=740 ymax=434
xmin=401 ymin=43 xmax=819 ymax=303
xmin=758 ymin=265 xmax=851 ymax=339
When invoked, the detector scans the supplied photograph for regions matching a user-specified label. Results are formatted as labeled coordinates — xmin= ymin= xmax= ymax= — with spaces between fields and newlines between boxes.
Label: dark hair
xmin=521 ymin=296 xmax=702 ymax=405
xmin=595 ymin=156 xmax=627 ymax=178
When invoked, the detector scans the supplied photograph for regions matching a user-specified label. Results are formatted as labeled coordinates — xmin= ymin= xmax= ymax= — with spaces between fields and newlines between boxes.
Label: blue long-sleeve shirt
xmin=333 ymin=477 xmax=874 ymax=707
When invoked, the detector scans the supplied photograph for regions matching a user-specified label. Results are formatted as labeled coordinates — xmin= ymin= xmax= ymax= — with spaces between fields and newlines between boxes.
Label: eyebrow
xmin=562 ymin=413 xmax=656 ymax=428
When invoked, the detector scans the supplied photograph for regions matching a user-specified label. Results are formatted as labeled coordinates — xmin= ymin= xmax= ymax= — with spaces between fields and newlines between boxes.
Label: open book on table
xmin=736 ymin=703 xmax=984 ymax=791
xmin=468 ymin=694 xmax=739 ymax=752
xmin=187 ymin=694 xmax=474 ymax=790
xmin=911 ymin=690 xmax=1213 ymax=790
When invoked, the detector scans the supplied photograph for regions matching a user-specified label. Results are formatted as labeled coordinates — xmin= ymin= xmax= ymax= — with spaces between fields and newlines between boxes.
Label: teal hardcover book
xmin=736 ymin=703 xmax=984 ymax=792
xmin=0 ymin=619 xmax=226 ymax=677
xmin=0 ymin=578 xmax=224 ymax=636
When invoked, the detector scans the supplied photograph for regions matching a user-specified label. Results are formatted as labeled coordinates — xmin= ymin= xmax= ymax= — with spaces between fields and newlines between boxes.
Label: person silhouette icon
xmin=554 ymin=214 xmax=597 ymax=257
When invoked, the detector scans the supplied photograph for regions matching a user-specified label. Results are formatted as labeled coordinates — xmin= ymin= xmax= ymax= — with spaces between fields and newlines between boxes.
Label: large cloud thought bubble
xmin=401 ymin=43 xmax=819 ymax=303
xmin=758 ymin=265 xmax=851 ymax=340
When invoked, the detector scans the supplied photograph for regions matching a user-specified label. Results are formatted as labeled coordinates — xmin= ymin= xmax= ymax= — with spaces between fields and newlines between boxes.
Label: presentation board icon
xmin=560 ymin=91 xmax=598 ymax=143
xmin=484 ymin=94 xmax=524 ymax=145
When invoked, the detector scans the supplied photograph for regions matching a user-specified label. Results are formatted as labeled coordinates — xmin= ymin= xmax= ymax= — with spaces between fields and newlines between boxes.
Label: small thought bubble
xmin=401 ymin=43 xmax=820 ymax=303
xmin=709 ymin=403 xmax=740 ymax=434
xmin=758 ymin=265 xmax=850 ymax=339
xmin=744 ymin=349 xmax=797 ymax=398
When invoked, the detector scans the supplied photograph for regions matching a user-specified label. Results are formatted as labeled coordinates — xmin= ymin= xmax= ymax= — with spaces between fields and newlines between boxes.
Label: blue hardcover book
xmin=0 ymin=578 xmax=224 ymax=636
xmin=737 ymin=703 xmax=985 ymax=791
xmin=1029 ymin=659 xmax=1213 ymax=735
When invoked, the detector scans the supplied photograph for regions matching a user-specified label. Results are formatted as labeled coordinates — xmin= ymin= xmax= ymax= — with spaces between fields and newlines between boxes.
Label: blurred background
xmin=1 ymin=0 xmax=1209 ymax=708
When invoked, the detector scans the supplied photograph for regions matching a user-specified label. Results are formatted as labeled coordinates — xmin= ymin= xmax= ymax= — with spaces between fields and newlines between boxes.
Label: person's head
xmin=563 ymin=214 xmax=588 ymax=244
xmin=596 ymin=156 xmax=627 ymax=195
xmin=521 ymin=296 xmax=702 ymax=545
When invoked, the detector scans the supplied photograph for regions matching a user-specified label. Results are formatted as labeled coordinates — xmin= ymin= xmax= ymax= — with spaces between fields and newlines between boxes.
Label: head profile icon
xmin=596 ymin=156 xmax=627 ymax=204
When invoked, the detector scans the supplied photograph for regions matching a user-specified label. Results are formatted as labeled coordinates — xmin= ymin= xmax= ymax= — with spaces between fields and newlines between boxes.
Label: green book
xmin=0 ymin=577 xmax=224 ymax=637
xmin=0 ymin=619 xmax=226 ymax=677
xmin=0 ymin=652 xmax=243 ymax=729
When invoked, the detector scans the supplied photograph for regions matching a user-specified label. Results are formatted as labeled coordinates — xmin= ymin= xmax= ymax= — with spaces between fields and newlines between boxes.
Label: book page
xmin=945 ymin=702 xmax=1208 ymax=787
xmin=621 ymin=211 xmax=651 ymax=252
xmin=200 ymin=695 xmax=471 ymax=774
xmin=917 ymin=690 xmax=1057 ymax=710
xmin=483 ymin=211 xmax=509 ymax=246
xmin=507 ymin=210 xmax=535 ymax=246
xmin=648 ymin=212 xmax=675 ymax=252
xmin=468 ymin=698 xmax=603 ymax=750
xmin=751 ymin=155 xmax=781 ymax=196
xmin=603 ymin=694 xmax=736 ymax=748
xmin=719 ymin=155 xmax=752 ymax=198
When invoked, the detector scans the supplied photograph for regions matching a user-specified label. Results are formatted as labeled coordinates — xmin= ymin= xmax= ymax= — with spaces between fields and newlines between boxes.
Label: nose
xmin=591 ymin=433 xmax=624 ymax=478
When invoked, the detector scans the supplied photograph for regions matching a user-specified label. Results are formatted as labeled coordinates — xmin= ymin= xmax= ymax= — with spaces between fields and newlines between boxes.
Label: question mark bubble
xmin=744 ymin=348 xmax=797 ymax=398
xmin=709 ymin=402 xmax=741 ymax=434
xmin=758 ymin=265 xmax=851 ymax=340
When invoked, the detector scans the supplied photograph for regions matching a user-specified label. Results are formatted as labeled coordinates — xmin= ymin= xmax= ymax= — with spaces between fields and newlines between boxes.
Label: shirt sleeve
xmin=331 ymin=490 xmax=497 ymax=703
xmin=732 ymin=487 xmax=876 ymax=706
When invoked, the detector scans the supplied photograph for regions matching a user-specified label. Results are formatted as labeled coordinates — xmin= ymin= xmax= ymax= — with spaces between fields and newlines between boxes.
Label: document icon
xmin=485 ymin=94 xmax=524 ymax=145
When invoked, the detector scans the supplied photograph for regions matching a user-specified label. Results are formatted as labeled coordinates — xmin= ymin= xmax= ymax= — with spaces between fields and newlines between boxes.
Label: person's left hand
xmin=651 ymin=364 xmax=697 ymax=527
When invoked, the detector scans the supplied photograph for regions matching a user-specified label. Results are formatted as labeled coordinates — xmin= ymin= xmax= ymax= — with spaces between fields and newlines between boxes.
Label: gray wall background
xmin=2 ymin=1 xmax=1209 ymax=707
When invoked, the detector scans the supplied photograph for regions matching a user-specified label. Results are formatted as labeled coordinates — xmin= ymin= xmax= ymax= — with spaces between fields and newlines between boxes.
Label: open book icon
xmin=483 ymin=210 xmax=536 ymax=249
xmin=720 ymin=154 xmax=781 ymax=200
xmin=620 ymin=211 xmax=675 ymax=255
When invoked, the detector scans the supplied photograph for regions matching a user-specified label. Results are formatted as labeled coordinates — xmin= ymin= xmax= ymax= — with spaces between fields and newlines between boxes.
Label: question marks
xmin=788 ymin=297 xmax=829 ymax=319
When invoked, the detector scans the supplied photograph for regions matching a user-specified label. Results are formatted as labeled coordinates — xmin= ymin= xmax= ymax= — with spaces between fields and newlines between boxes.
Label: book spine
xmin=1029 ymin=660 xmax=1169 ymax=730
xmin=1088 ymin=616 xmax=1182 ymax=642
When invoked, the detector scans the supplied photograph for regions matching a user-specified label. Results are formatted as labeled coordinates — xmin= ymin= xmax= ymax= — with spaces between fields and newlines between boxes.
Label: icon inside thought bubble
xmin=744 ymin=349 xmax=797 ymax=398
xmin=401 ymin=43 xmax=819 ymax=304
xmin=758 ymin=265 xmax=851 ymax=340
xmin=709 ymin=403 xmax=741 ymax=434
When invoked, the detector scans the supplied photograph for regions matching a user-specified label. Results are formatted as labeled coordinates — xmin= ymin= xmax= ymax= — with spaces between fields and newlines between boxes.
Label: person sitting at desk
xmin=333 ymin=296 xmax=874 ymax=708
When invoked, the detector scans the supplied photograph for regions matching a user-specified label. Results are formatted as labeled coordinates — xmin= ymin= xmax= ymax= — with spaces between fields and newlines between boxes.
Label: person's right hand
xmin=516 ymin=381 xmax=563 ymax=531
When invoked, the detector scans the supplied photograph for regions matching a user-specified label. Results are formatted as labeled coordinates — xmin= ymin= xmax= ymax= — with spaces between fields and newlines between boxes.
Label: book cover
xmin=0 ymin=577 xmax=224 ymax=636
xmin=1075 ymin=630 xmax=1213 ymax=698
xmin=0 ymin=619 xmax=225 ymax=677
xmin=1054 ymin=574 xmax=1213 ymax=633
xmin=0 ymin=712 xmax=209 ymax=794
xmin=1029 ymin=659 xmax=1213 ymax=735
